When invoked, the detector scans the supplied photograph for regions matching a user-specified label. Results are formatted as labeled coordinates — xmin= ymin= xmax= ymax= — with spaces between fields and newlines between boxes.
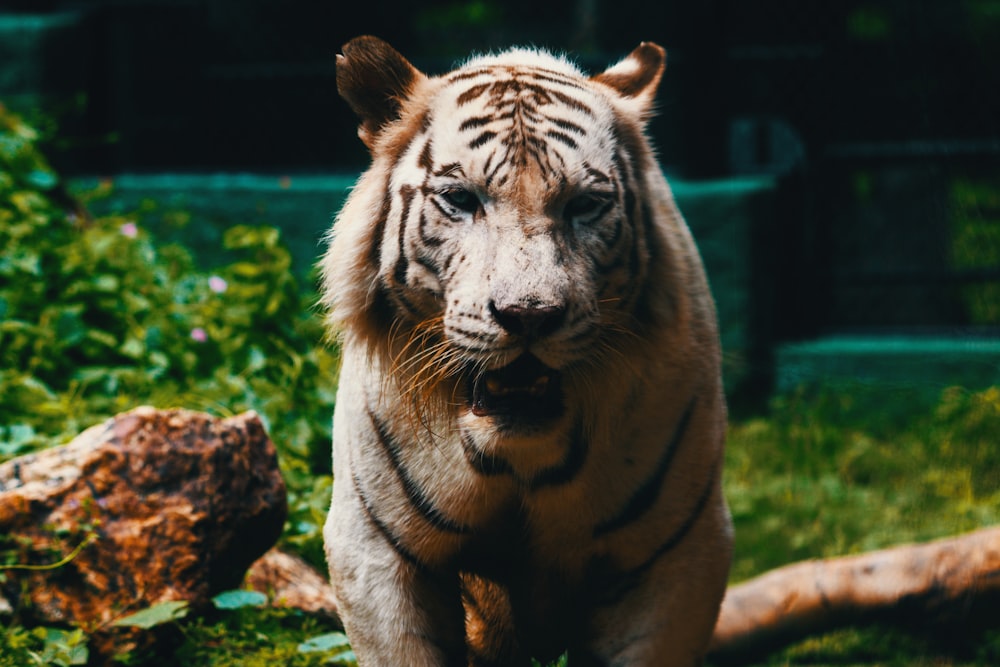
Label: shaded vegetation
xmin=2 ymin=106 xmax=998 ymax=665
xmin=0 ymin=104 xmax=338 ymax=571
xmin=951 ymin=177 xmax=1000 ymax=324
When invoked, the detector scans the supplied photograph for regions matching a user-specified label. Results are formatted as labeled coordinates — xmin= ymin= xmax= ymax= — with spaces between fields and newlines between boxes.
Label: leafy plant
xmin=0 ymin=103 xmax=339 ymax=571
xmin=0 ymin=627 xmax=89 ymax=667
xmin=136 ymin=607 xmax=346 ymax=667
xmin=0 ymin=100 xmax=345 ymax=666
xmin=950 ymin=177 xmax=1000 ymax=324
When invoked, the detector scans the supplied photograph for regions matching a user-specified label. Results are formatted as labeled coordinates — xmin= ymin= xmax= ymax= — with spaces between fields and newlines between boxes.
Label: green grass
xmin=741 ymin=625 xmax=1000 ymax=667
xmin=727 ymin=384 xmax=1000 ymax=582
xmin=718 ymin=383 xmax=1000 ymax=666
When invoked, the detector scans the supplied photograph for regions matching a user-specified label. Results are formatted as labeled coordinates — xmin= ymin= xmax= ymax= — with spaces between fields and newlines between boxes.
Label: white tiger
xmin=321 ymin=35 xmax=732 ymax=667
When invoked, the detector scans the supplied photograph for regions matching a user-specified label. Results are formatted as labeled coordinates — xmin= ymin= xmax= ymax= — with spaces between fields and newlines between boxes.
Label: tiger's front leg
xmin=584 ymin=486 xmax=732 ymax=667
xmin=324 ymin=475 xmax=467 ymax=667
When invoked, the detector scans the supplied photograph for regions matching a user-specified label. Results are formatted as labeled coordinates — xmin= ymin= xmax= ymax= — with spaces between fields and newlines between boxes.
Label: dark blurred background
xmin=3 ymin=0 xmax=999 ymax=399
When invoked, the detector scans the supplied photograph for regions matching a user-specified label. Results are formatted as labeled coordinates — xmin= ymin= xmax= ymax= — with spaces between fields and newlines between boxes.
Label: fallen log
xmin=708 ymin=526 xmax=1000 ymax=664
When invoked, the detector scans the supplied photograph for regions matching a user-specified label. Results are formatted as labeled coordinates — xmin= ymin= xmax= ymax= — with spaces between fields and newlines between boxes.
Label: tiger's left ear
xmin=337 ymin=36 xmax=428 ymax=150
xmin=591 ymin=42 xmax=666 ymax=118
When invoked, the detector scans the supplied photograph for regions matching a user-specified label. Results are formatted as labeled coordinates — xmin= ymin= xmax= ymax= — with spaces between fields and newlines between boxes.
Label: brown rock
xmin=0 ymin=407 xmax=287 ymax=659
xmin=246 ymin=548 xmax=342 ymax=624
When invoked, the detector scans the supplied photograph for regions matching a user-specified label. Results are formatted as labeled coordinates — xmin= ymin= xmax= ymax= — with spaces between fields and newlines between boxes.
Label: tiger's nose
xmin=489 ymin=301 xmax=566 ymax=339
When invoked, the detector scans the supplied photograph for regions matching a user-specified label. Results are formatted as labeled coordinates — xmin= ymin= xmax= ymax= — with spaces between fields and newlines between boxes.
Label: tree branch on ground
xmin=708 ymin=526 xmax=1000 ymax=664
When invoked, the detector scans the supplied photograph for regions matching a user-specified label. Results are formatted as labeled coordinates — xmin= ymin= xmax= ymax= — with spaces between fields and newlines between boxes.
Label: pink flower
xmin=190 ymin=327 xmax=208 ymax=343
xmin=120 ymin=222 xmax=138 ymax=238
xmin=208 ymin=276 xmax=228 ymax=293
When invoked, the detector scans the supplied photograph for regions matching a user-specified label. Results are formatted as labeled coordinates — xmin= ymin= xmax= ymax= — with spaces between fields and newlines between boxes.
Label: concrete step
xmin=776 ymin=335 xmax=1000 ymax=394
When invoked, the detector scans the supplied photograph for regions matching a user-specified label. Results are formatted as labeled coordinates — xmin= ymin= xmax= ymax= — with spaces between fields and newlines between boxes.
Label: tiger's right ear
xmin=591 ymin=42 xmax=666 ymax=120
xmin=336 ymin=36 xmax=426 ymax=149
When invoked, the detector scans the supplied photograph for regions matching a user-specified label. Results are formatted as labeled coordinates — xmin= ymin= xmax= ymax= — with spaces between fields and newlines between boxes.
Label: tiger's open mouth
xmin=468 ymin=354 xmax=564 ymax=424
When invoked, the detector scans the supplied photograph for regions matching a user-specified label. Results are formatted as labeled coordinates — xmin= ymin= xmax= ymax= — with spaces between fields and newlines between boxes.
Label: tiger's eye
xmin=564 ymin=194 xmax=611 ymax=221
xmin=441 ymin=188 xmax=481 ymax=214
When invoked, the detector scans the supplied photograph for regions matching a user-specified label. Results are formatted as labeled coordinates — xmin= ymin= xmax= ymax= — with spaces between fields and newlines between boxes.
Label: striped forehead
xmin=421 ymin=62 xmax=616 ymax=188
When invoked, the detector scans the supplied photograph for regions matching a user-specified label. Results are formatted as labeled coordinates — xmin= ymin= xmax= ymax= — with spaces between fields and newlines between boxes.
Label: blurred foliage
xmin=966 ymin=0 xmax=1000 ymax=51
xmin=0 ymin=626 xmax=89 ymax=667
xmin=416 ymin=0 xmax=502 ymax=32
xmin=414 ymin=1 xmax=506 ymax=56
xmin=847 ymin=5 xmax=892 ymax=41
xmin=951 ymin=177 xmax=1000 ymax=324
xmin=0 ymin=103 xmax=338 ymax=570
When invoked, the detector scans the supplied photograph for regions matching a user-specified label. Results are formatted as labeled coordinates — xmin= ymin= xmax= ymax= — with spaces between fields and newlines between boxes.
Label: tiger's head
xmin=323 ymin=36 xmax=680 ymax=434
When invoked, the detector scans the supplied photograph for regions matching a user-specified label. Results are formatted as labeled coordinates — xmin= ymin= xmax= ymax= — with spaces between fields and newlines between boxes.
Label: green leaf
xmin=229 ymin=261 xmax=265 ymax=279
xmin=25 ymin=169 xmax=58 ymax=190
xmin=120 ymin=335 xmax=146 ymax=360
xmin=223 ymin=224 xmax=280 ymax=250
xmin=0 ymin=248 xmax=41 ymax=275
xmin=246 ymin=346 xmax=267 ymax=373
xmin=211 ymin=589 xmax=268 ymax=610
xmin=0 ymin=423 xmax=38 ymax=457
xmin=331 ymin=648 xmax=358 ymax=665
xmin=92 ymin=274 xmax=121 ymax=293
xmin=8 ymin=375 xmax=57 ymax=403
xmin=55 ymin=308 xmax=87 ymax=347
xmin=39 ymin=627 xmax=88 ymax=667
xmin=84 ymin=329 xmax=118 ymax=349
xmin=297 ymin=631 xmax=351 ymax=653
xmin=111 ymin=600 xmax=189 ymax=629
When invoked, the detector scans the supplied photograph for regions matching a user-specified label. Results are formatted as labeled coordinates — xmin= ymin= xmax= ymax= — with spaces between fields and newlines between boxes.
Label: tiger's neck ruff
xmin=322 ymin=36 xmax=732 ymax=666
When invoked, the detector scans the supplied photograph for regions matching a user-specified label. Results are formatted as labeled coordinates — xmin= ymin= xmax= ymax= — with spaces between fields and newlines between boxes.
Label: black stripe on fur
xmin=528 ymin=420 xmax=589 ymax=490
xmin=368 ymin=406 xmax=473 ymax=534
xmin=593 ymin=397 xmax=696 ymax=537
xmin=352 ymin=472 xmax=429 ymax=569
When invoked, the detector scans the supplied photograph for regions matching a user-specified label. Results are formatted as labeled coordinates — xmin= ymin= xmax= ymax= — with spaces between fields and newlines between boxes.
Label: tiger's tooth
xmin=530 ymin=376 xmax=550 ymax=396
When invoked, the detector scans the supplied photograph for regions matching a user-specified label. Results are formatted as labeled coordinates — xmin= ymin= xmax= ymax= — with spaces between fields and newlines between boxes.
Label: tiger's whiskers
xmin=385 ymin=315 xmax=472 ymax=434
